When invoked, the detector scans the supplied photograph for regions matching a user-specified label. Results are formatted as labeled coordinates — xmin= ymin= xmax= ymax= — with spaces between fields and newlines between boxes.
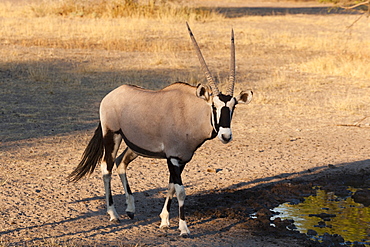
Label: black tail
xmin=68 ymin=123 xmax=104 ymax=182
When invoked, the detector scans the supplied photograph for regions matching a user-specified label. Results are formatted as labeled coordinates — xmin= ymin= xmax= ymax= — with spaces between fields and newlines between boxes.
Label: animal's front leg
xmin=166 ymin=158 xmax=190 ymax=236
xmin=159 ymin=182 xmax=175 ymax=228
xmin=175 ymin=183 xmax=190 ymax=236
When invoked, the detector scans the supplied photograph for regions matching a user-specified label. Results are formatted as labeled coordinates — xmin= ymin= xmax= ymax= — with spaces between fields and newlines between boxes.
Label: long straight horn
xmin=186 ymin=22 xmax=220 ymax=96
xmin=227 ymin=29 xmax=235 ymax=96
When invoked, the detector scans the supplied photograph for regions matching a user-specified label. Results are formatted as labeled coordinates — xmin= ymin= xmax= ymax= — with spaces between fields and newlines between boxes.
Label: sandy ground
xmin=1 ymin=81 xmax=369 ymax=246
xmin=1 ymin=1 xmax=370 ymax=247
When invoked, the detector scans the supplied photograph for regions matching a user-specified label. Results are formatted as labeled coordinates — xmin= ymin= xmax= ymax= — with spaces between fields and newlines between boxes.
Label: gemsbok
xmin=68 ymin=23 xmax=253 ymax=236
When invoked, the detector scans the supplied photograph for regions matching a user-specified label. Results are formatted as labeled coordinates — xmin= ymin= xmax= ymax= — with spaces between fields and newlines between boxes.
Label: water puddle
xmin=271 ymin=188 xmax=370 ymax=245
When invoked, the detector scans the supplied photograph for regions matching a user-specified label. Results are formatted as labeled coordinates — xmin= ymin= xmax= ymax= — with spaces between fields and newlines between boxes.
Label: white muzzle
xmin=218 ymin=127 xmax=232 ymax=144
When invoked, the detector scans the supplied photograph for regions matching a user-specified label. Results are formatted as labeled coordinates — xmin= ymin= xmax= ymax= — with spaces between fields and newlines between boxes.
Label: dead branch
xmin=341 ymin=0 xmax=370 ymax=9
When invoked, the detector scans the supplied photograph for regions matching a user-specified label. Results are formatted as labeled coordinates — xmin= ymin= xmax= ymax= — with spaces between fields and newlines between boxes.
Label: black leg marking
xmin=179 ymin=205 xmax=185 ymax=221
xmin=116 ymin=147 xmax=138 ymax=221
xmin=167 ymin=198 xmax=172 ymax=212
xmin=167 ymin=158 xmax=190 ymax=235
xmin=167 ymin=159 xmax=185 ymax=185
xmin=126 ymin=182 xmax=132 ymax=195
xmin=103 ymin=130 xmax=116 ymax=172
xmin=104 ymin=131 xmax=116 ymax=207
xmin=108 ymin=190 xmax=114 ymax=206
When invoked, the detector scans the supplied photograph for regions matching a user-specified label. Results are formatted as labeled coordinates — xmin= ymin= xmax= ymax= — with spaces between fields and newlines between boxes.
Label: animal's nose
xmin=221 ymin=133 xmax=232 ymax=143
xmin=218 ymin=127 xmax=232 ymax=144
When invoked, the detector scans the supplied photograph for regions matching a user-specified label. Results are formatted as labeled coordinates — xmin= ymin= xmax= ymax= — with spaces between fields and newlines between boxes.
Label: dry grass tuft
xmin=1 ymin=0 xmax=222 ymax=20
xmin=300 ymin=52 xmax=370 ymax=80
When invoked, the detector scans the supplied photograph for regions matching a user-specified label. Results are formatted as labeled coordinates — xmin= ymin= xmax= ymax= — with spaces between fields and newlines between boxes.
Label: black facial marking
xmin=211 ymin=94 xmax=237 ymax=135
xmin=212 ymin=103 xmax=219 ymax=131
xmin=219 ymin=107 xmax=231 ymax=128
xmin=231 ymin=104 xmax=236 ymax=119
xmin=218 ymin=94 xmax=233 ymax=103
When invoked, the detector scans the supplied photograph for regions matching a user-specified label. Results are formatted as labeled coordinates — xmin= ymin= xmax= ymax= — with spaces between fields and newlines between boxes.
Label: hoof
xmin=110 ymin=218 xmax=120 ymax=224
xmin=127 ymin=211 xmax=135 ymax=219
xmin=160 ymin=225 xmax=170 ymax=230
xmin=179 ymin=232 xmax=189 ymax=238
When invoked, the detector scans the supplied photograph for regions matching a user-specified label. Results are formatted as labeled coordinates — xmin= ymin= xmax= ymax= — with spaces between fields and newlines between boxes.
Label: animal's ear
xmin=196 ymin=84 xmax=211 ymax=101
xmin=236 ymin=90 xmax=253 ymax=104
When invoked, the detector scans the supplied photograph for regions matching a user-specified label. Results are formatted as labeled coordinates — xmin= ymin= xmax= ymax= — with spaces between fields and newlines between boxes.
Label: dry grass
xmin=0 ymin=0 xmax=369 ymax=121
xmin=0 ymin=0 xmax=222 ymax=19
xmin=300 ymin=52 xmax=370 ymax=79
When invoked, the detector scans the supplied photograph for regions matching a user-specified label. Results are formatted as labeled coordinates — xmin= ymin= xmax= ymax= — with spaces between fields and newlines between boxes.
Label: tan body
xmin=100 ymin=83 xmax=214 ymax=163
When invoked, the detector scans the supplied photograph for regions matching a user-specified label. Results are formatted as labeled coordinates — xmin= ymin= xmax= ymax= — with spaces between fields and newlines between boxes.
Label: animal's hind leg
xmin=101 ymin=129 xmax=122 ymax=223
xmin=115 ymin=147 xmax=138 ymax=219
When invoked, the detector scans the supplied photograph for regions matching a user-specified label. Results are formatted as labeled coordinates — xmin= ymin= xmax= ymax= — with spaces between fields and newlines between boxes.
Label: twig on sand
xmin=337 ymin=116 xmax=370 ymax=128
xmin=0 ymin=178 xmax=8 ymax=186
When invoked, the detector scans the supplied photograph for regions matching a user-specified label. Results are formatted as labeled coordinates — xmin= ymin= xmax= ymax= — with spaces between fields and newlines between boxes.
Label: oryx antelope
xmin=68 ymin=23 xmax=253 ymax=236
